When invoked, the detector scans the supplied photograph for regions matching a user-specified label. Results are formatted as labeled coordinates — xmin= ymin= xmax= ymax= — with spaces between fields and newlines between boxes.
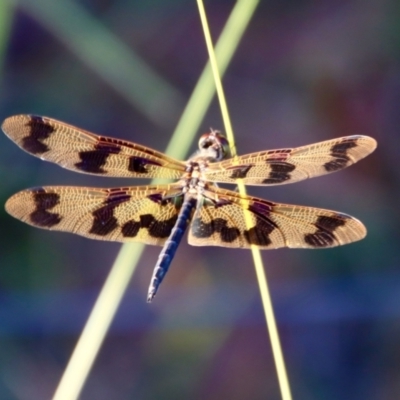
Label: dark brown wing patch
xmin=128 ymin=156 xmax=162 ymax=174
xmin=76 ymin=142 xmax=122 ymax=174
xmin=191 ymin=217 xmax=241 ymax=243
xmin=262 ymin=162 xmax=296 ymax=184
xmin=22 ymin=116 xmax=55 ymax=154
xmin=323 ymin=139 xmax=358 ymax=172
xmin=30 ymin=188 xmax=61 ymax=227
xmin=304 ymin=215 xmax=347 ymax=247
xmin=229 ymin=165 xmax=253 ymax=179
xmin=89 ymin=191 xmax=132 ymax=236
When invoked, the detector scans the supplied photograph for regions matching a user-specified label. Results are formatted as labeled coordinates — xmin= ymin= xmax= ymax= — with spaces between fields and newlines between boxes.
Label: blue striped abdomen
xmin=147 ymin=197 xmax=196 ymax=302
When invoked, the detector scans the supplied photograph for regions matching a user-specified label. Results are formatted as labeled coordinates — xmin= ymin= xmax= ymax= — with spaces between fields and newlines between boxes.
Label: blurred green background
xmin=0 ymin=1 xmax=397 ymax=399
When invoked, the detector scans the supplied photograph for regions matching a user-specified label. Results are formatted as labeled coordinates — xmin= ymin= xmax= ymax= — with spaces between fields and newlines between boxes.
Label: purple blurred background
xmin=0 ymin=1 xmax=398 ymax=399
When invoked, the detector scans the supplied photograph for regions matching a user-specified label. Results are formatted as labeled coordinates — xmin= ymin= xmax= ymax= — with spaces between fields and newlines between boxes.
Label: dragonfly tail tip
xmin=147 ymin=292 xmax=155 ymax=303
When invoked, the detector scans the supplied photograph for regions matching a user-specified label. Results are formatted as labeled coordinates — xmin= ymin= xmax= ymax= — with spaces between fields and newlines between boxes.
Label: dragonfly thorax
xmin=181 ymin=160 xmax=208 ymax=196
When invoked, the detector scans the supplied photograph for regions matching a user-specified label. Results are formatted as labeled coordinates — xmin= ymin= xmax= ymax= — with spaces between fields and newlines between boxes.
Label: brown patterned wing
xmin=5 ymin=184 xmax=184 ymax=244
xmin=189 ymin=186 xmax=366 ymax=249
xmin=2 ymin=115 xmax=185 ymax=178
xmin=204 ymin=135 xmax=377 ymax=185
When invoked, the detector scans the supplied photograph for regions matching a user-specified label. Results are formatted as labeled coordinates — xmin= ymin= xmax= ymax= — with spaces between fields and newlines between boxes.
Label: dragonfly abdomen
xmin=147 ymin=197 xmax=196 ymax=302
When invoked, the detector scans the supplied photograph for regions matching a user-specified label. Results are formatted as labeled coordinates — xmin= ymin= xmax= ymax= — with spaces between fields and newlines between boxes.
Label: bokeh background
xmin=0 ymin=0 xmax=397 ymax=399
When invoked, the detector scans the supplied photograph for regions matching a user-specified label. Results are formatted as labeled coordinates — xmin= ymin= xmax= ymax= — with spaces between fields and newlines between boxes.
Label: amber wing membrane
xmin=204 ymin=135 xmax=377 ymax=185
xmin=189 ymin=186 xmax=366 ymax=249
xmin=5 ymin=184 xmax=185 ymax=244
xmin=2 ymin=115 xmax=185 ymax=178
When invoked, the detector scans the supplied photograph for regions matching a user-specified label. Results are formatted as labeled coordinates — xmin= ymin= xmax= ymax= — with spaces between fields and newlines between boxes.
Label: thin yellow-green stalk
xmin=196 ymin=1 xmax=292 ymax=399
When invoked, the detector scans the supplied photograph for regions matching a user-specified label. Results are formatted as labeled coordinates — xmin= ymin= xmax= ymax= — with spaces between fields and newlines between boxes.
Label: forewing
xmin=189 ymin=186 xmax=366 ymax=249
xmin=204 ymin=135 xmax=377 ymax=185
xmin=5 ymin=184 xmax=184 ymax=244
xmin=2 ymin=115 xmax=185 ymax=178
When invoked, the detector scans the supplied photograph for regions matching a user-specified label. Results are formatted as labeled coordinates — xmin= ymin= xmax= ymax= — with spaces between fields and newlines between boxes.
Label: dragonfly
xmin=3 ymin=115 xmax=377 ymax=301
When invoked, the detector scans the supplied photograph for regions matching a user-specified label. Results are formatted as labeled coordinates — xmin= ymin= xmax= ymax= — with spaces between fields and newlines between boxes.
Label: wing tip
xmin=1 ymin=115 xmax=18 ymax=136
xmin=356 ymin=135 xmax=378 ymax=155
xmin=336 ymin=212 xmax=368 ymax=246
xmin=2 ymin=114 xmax=33 ymax=140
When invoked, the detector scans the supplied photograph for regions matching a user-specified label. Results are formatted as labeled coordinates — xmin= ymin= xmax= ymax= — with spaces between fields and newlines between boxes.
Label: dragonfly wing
xmin=188 ymin=186 xmax=366 ymax=249
xmin=205 ymin=135 xmax=377 ymax=185
xmin=5 ymin=184 xmax=184 ymax=244
xmin=2 ymin=115 xmax=186 ymax=178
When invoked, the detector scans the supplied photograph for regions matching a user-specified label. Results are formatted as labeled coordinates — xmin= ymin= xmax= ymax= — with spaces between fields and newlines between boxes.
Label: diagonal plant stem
xmin=17 ymin=0 xmax=184 ymax=127
xmin=52 ymin=2 xmax=259 ymax=400
xmin=0 ymin=0 xmax=15 ymax=75
xmin=196 ymin=1 xmax=292 ymax=400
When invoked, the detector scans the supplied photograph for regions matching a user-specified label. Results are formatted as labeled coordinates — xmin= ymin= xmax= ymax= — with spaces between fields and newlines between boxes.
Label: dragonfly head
xmin=198 ymin=129 xmax=231 ymax=161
